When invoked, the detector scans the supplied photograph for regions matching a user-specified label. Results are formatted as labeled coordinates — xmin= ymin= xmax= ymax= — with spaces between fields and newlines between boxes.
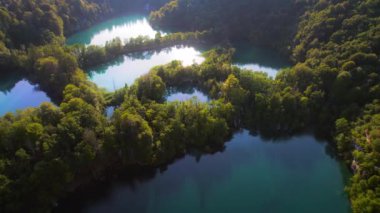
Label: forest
xmin=0 ymin=0 xmax=379 ymax=212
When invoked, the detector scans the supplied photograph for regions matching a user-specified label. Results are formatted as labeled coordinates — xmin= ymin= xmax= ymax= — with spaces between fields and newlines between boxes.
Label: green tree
xmin=135 ymin=74 xmax=166 ymax=102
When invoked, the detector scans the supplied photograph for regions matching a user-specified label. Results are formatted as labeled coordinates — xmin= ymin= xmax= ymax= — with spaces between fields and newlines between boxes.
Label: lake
xmin=67 ymin=14 xmax=204 ymax=91
xmin=0 ymin=79 xmax=51 ymax=116
xmin=59 ymin=14 xmax=352 ymax=213
xmin=87 ymin=47 xmax=204 ymax=91
xmin=56 ymin=130 xmax=351 ymax=213
xmin=66 ymin=14 xmax=287 ymax=91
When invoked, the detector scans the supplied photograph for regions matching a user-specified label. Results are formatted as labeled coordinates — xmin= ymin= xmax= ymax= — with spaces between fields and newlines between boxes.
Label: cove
xmin=56 ymin=130 xmax=351 ymax=213
xmin=0 ymin=80 xmax=51 ymax=116
xmin=232 ymin=43 xmax=291 ymax=78
xmin=66 ymin=15 xmax=204 ymax=91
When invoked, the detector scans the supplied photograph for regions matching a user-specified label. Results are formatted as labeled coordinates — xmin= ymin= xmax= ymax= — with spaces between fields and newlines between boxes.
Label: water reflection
xmin=66 ymin=14 xmax=205 ymax=91
xmin=166 ymin=88 xmax=209 ymax=103
xmin=89 ymin=46 xmax=204 ymax=91
xmin=0 ymin=80 xmax=51 ymax=115
xmin=67 ymin=15 xmax=162 ymax=46
xmin=232 ymin=44 xmax=291 ymax=77
xmin=56 ymin=130 xmax=350 ymax=213
xmin=0 ymin=72 xmax=23 ymax=93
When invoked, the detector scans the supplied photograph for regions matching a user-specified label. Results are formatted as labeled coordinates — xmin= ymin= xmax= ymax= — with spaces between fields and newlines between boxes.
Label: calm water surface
xmin=89 ymin=47 xmax=204 ymax=91
xmin=67 ymin=15 xmax=160 ymax=46
xmin=61 ymin=16 xmax=351 ymax=213
xmin=67 ymin=15 xmax=204 ymax=91
xmin=57 ymin=130 xmax=351 ymax=213
xmin=233 ymin=44 xmax=291 ymax=78
xmin=0 ymin=80 xmax=51 ymax=115
xmin=67 ymin=15 xmax=289 ymax=88
xmin=166 ymin=88 xmax=209 ymax=102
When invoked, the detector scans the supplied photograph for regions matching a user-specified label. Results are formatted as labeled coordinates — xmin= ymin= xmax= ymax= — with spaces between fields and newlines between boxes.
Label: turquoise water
xmin=67 ymin=15 xmax=289 ymax=89
xmin=61 ymin=14 xmax=351 ymax=213
xmin=0 ymin=80 xmax=51 ymax=116
xmin=67 ymin=15 xmax=204 ymax=91
xmin=88 ymin=47 xmax=204 ymax=91
xmin=57 ymin=130 xmax=351 ymax=213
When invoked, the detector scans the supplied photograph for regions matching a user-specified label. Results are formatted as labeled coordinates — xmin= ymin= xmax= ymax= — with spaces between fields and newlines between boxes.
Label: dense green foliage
xmin=0 ymin=72 xmax=106 ymax=211
xmin=0 ymin=0 xmax=113 ymax=94
xmin=283 ymin=0 xmax=380 ymax=210
xmin=288 ymin=0 xmax=380 ymax=113
xmin=283 ymin=1 xmax=380 ymax=209
xmin=149 ymin=0 xmax=308 ymax=52
xmin=150 ymin=49 xmax=309 ymax=134
xmin=0 ymin=0 xmax=169 ymax=73
xmin=335 ymin=101 xmax=380 ymax=211
xmin=0 ymin=0 xmax=108 ymax=48
xmin=106 ymin=0 xmax=170 ymax=13
xmin=0 ymin=50 xmax=239 ymax=212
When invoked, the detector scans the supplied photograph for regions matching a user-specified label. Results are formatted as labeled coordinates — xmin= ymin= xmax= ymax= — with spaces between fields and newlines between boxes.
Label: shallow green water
xmin=66 ymin=14 xmax=289 ymax=91
xmin=57 ymin=130 xmax=351 ymax=213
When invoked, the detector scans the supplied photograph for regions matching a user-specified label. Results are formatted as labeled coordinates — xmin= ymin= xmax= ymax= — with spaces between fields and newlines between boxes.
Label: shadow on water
xmin=0 ymin=72 xmax=23 ymax=93
xmin=232 ymin=42 xmax=292 ymax=70
xmin=56 ymin=142 xmax=230 ymax=212
xmin=55 ymin=129 xmax=351 ymax=213
xmin=87 ymin=55 xmax=126 ymax=77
